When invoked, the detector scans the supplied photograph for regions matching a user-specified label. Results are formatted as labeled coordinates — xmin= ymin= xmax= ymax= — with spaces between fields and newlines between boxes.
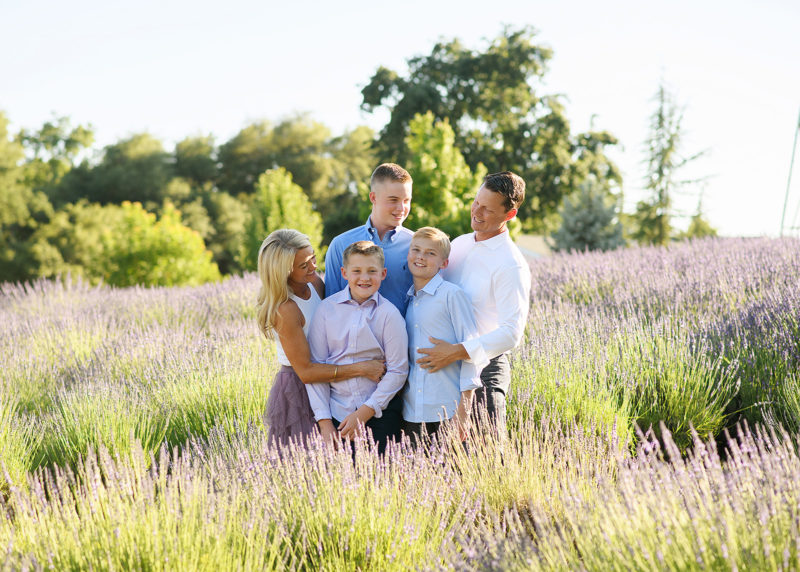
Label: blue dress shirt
xmin=306 ymin=288 xmax=409 ymax=422
xmin=403 ymin=274 xmax=486 ymax=423
xmin=324 ymin=217 xmax=414 ymax=316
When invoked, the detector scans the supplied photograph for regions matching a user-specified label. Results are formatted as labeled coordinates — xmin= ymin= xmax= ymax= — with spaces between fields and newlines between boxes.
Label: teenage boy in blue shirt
xmin=324 ymin=163 xmax=413 ymax=317
xmin=402 ymin=227 xmax=487 ymax=445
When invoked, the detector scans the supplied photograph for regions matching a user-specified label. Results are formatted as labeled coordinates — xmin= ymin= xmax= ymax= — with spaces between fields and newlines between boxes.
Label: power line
xmin=779 ymin=107 xmax=800 ymax=236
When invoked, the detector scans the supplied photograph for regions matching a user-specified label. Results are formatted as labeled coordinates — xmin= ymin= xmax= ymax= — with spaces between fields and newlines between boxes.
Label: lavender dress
xmin=266 ymin=287 xmax=322 ymax=447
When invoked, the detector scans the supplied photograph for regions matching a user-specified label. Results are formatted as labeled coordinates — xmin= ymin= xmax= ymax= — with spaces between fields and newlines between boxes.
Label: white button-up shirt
xmin=441 ymin=231 xmax=531 ymax=364
xmin=403 ymin=274 xmax=486 ymax=423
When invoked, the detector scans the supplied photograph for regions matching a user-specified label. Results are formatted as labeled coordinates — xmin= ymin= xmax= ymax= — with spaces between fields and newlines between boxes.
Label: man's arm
xmin=418 ymin=264 xmax=529 ymax=372
xmin=324 ymin=239 xmax=345 ymax=299
xmin=466 ymin=261 xmax=530 ymax=359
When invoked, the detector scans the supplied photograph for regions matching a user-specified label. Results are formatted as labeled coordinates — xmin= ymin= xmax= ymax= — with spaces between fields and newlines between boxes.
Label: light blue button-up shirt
xmin=324 ymin=217 xmax=414 ymax=316
xmin=306 ymin=287 xmax=409 ymax=422
xmin=403 ymin=274 xmax=486 ymax=423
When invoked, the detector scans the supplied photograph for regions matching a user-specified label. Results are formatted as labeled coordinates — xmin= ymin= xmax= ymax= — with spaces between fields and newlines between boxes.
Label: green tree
xmin=239 ymin=168 xmax=323 ymax=272
xmin=106 ymin=202 xmax=220 ymax=286
xmin=218 ymin=116 xmax=333 ymax=204
xmin=404 ymin=112 xmax=487 ymax=237
xmin=27 ymin=200 xmax=220 ymax=287
xmin=17 ymin=116 xmax=94 ymax=202
xmin=202 ymin=190 xmax=250 ymax=275
xmin=632 ymin=83 xmax=707 ymax=245
xmin=174 ymin=135 xmax=217 ymax=188
xmin=360 ymin=26 xmax=620 ymax=230
xmin=59 ymin=133 xmax=173 ymax=207
xmin=0 ymin=112 xmax=55 ymax=283
xmin=322 ymin=126 xmax=377 ymax=243
xmin=551 ymin=177 xmax=626 ymax=253
xmin=678 ymin=196 xmax=718 ymax=240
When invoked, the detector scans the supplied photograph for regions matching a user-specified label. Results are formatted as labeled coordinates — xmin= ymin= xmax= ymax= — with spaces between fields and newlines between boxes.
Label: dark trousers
xmin=401 ymin=420 xmax=442 ymax=448
xmin=474 ymin=354 xmax=510 ymax=436
xmin=333 ymin=391 xmax=403 ymax=455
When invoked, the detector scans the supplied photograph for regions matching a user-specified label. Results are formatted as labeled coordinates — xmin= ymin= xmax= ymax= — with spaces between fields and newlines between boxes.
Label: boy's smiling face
xmin=341 ymin=253 xmax=386 ymax=303
xmin=407 ymin=237 xmax=448 ymax=283
xmin=369 ymin=180 xmax=412 ymax=233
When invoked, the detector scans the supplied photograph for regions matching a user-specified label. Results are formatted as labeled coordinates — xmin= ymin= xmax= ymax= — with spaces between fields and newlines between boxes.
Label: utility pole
xmin=779 ymin=107 xmax=800 ymax=236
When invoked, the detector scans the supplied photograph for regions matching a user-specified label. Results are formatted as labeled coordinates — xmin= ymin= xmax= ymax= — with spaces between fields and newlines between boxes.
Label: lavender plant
xmin=2 ymin=236 xmax=800 ymax=570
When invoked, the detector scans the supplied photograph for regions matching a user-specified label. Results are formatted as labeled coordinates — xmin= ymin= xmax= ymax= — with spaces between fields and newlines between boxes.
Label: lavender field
xmin=2 ymin=237 xmax=800 ymax=570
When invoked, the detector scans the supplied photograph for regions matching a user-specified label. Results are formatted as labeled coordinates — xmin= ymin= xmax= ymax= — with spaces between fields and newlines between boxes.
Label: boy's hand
xmin=338 ymin=405 xmax=375 ymax=440
xmin=318 ymin=419 xmax=340 ymax=448
xmin=453 ymin=407 xmax=471 ymax=442
xmin=417 ymin=337 xmax=468 ymax=373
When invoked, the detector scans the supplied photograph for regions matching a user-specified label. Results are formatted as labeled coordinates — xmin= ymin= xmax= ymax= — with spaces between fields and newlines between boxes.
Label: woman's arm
xmin=275 ymin=301 xmax=385 ymax=384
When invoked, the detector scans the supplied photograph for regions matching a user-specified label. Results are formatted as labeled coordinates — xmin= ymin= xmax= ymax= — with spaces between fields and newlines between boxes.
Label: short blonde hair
xmin=370 ymin=163 xmax=412 ymax=190
xmin=342 ymin=240 xmax=385 ymax=267
xmin=412 ymin=227 xmax=450 ymax=259
xmin=256 ymin=229 xmax=311 ymax=337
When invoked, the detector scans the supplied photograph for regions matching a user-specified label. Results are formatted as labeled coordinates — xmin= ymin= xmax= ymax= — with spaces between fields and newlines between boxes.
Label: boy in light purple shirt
xmin=306 ymin=241 xmax=409 ymax=453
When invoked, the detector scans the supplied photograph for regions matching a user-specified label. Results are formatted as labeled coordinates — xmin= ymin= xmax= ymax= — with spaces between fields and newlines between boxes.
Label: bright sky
xmin=2 ymin=0 xmax=799 ymax=237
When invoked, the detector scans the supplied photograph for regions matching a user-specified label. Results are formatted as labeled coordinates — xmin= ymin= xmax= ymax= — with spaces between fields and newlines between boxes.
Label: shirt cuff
xmin=363 ymin=398 xmax=382 ymax=419
xmin=462 ymin=338 xmax=489 ymax=371
xmin=460 ymin=376 xmax=483 ymax=393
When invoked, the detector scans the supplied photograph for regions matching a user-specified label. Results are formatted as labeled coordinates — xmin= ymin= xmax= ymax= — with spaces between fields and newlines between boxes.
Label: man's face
xmin=470 ymin=185 xmax=516 ymax=238
xmin=341 ymin=253 xmax=386 ymax=303
xmin=407 ymin=237 xmax=448 ymax=282
xmin=369 ymin=180 xmax=412 ymax=231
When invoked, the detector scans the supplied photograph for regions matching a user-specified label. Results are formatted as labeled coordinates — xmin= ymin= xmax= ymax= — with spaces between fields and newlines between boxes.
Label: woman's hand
xmin=358 ymin=359 xmax=386 ymax=382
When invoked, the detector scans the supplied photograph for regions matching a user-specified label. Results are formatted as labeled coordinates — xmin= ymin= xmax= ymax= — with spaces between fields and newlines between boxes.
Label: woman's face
xmin=287 ymin=246 xmax=317 ymax=285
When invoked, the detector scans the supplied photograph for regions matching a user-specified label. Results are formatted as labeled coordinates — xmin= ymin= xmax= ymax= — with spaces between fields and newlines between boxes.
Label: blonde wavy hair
xmin=256 ymin=229 xmax=312 ymax=338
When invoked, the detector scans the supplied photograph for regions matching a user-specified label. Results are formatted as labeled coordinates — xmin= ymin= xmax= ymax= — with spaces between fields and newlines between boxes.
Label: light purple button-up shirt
xmin=306 ymin=287 xmax=409 ymax=422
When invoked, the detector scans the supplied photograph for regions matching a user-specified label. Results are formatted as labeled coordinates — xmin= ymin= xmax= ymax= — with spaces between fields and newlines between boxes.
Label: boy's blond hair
xmin=412 ymin=227 xmax=451 ymax=259
xmin=342 ymin=240 xmax=385 ymax=267
xmin=370 ymin=163 xmax=412 ymax=190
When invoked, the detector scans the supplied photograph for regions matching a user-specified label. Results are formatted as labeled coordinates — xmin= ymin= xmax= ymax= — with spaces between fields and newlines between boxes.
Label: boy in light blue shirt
xmin=402 ymin=227 xmax=488 ymax=444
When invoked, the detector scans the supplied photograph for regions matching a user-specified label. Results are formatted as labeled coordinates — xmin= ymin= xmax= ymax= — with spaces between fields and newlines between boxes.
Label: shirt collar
xmin=365 ymin=216 xmax=400 ymax=242
xmin=471 ymin=230 xmax=511 ymax=251
xmin=333 ymin=285 xmax=380 ymax=312
xmin=407 ymin=272 xmax=444 ymax=298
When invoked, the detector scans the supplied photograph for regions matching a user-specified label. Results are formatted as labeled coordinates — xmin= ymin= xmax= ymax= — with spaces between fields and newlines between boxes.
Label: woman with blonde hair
xmin=257 ymin=229 xmax=385 ymax=446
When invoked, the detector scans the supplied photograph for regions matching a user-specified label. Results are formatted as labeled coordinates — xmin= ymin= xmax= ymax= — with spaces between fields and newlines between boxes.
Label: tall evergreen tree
xmin=632 ymin=83 xmax=706 ymax=245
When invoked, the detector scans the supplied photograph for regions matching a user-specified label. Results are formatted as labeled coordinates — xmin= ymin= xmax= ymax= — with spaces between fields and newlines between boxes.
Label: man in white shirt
xmin=416 ymin=171 xmax=531 ymax=435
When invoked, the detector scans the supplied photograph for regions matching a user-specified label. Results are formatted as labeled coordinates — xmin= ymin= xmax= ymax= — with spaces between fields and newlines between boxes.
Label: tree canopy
xmin=361 ymin=26 xmax=620 ymax=230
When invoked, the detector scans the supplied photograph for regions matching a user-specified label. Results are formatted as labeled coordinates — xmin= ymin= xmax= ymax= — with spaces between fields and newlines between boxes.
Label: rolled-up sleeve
xmin=363 ymin=309 xmax=409 ymax=418
xmin=306 ymin=307 xmax=332 ymax=421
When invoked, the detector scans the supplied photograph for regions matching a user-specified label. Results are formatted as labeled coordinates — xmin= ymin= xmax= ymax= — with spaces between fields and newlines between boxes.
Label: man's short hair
xmin=412 ymin=227 xmax=451 ymax=259
xmin=370 ymin=163 xmax=412 ymax=189
xmin=483 ymin=171 xmax=526 ymax=212
xmin=342 ymin=240 xmax=385 ymax=267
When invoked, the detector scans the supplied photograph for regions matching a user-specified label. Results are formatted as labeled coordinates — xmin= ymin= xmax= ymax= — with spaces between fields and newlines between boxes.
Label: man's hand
xmin=337 ymin=405 xmax=375 ymax=440
xmin=416 ymin=337 xmax=469 ymax=373
xmin=318 ymin=419 xmax=340 ymax=448
xmin=453 ymin=389 xmax=474 ymax=442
